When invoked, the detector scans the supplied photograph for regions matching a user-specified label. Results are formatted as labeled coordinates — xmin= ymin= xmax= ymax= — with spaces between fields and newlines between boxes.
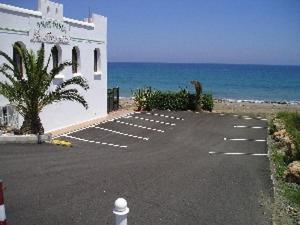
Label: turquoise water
xmin=108 ymin=63 xmax=300 ymax=103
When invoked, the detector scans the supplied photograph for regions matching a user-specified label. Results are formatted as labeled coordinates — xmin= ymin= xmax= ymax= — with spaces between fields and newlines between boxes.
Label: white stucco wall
xmin=0 ymin=0 xmax=107 ymax=132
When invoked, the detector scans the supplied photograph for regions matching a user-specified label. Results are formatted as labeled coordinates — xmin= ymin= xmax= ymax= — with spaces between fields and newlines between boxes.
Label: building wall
xmin=0 ymin=0 xmax=107 ymax=132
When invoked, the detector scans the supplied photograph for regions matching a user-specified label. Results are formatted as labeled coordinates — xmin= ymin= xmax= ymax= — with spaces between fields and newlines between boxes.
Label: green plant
xmin=272 ymin=145 xmax=300 ymax=208
xmin=132 ymin=87 xmax=191 ymax=111
xmin=132 ymin=86 xmax=153 ymax=111
xmin=269 ymin=119 xmax=278 ymax=135
xmin=201 ymin=93 xmax=214 ymax=112
xmin=277 ymin=112 xmax=300 ymax=160
xmin=0 ymin=44 xmax=89 ymax=134
xmin=132 ymin=86 xmax=215 ymax=112
xmin=149 ymin=89 xmax=190 ymax=110
xmin=272 ymin=145 xmax=287 ymax=178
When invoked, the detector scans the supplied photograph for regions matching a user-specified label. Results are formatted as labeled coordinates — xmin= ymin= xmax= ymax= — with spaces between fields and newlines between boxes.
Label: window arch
xmin=72 ymin=46 xmax=80 ymax=74
xmin=94 ymin=48 xmax=101 ymax=73
xmin=13 ymin=42 xmax=25 ymax=78
xmin=51 ymin=45 xmax=61 ymax=69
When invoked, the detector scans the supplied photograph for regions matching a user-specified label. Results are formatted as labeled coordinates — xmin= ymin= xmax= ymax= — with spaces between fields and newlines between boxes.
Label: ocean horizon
xmin=108 ymin=62 xmax=300 ymax=104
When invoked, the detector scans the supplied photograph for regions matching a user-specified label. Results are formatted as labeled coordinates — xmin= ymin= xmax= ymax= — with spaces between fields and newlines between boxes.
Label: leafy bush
xmin=132 ymin=86 xmax=154 ymax=111
xmin=132 ymin=86 xmax=214 ymax=111
xmin=201 ymin=93 xmax=214 ymax=112
xmin=149 ymin=89 xmax=190 ymax=110
xmin=277 ymin=112 xmax=300 ymax=160
xmin=269 ymin=119 xmax=278 ymax=135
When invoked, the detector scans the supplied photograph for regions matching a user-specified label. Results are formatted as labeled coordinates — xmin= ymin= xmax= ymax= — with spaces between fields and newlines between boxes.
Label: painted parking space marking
xmin=209 ymin=151 xmax=267 ymax=156
xmin=234 ymin=125 xmax=267 ymax=129
xmin=94 ymin=126 xmax=149 ymax=141
xmin=237 ymin=115 xmax=267 ymax=121
xmin=224 ymin=137 xmax=266 ymax=142
xmin=126 ymin=115 xmax=176 ymax=126
xmin=142 ymin=112 xmax=184 ymax=120
xmin=115 ymin=120 xmax=165 ymax=133
xmin=216 ymin=113 xmax=267 ymax=121
xmin=134 ymin=111 xmax=184 ymax=120
xmin=62 ymin=134 xmax=127 ymax=148
xmin=52 ymin=112 xmax=135 ymax=139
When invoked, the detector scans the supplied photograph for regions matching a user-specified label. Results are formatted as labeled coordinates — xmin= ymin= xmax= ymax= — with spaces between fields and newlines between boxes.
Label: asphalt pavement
xmin=0 ymin=110 xmax=272 ymax=225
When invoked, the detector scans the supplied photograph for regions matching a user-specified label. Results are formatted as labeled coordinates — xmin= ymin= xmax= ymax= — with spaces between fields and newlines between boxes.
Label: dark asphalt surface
xmin=0 ymin=111 xmax=272 ymax=225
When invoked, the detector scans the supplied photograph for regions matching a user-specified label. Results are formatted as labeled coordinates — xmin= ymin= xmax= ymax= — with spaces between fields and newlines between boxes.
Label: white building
xmin=0 ymin=0 xmax=107 ymax=132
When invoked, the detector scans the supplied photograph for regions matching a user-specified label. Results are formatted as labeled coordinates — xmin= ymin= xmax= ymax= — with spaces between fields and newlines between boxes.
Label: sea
xmin=108 ymin=62 xmax=300 ymax=104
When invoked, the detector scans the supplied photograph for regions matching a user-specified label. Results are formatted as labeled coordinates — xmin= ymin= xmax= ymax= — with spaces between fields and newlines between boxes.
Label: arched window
xmin=94 ymin=48 xmax=101 ymax=73
xmin=72 ymin=47 xmax=80 ymax=74
xmin=51 ymin=46 xmax=59 ymax=69
xmin=13 ymin=42 xmax=24 ymax=77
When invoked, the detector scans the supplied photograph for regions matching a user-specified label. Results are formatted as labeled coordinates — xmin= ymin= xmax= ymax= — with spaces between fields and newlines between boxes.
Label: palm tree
xmin=0 ymin=44 xmax=89 ymax=134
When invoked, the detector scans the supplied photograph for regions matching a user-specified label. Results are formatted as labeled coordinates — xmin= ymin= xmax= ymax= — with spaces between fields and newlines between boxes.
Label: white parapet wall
xmin=0 ymin=0 xmax=107 ymax=132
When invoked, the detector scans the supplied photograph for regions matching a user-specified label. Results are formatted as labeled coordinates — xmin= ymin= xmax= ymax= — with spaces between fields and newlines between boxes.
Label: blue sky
xmin=2 ymin=0 xmax=300 ymax=65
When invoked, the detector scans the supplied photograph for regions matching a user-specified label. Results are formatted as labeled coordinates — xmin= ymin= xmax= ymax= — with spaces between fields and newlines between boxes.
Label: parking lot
xmin=0 ymin=110 xmax=272 ymax=225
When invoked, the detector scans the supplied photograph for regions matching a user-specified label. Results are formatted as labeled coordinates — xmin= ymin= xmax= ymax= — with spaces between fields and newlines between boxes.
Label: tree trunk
xmin=191 ymin=80 xmax=203 ymax=111
xmin=20 ymin=112 xmax=44 ymax=134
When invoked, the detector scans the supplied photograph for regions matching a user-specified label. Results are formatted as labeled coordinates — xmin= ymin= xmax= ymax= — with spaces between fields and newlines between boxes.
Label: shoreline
xmin=119 ymin=97 xmax=300 ymax=118
xmin=119 ymin=96 xmax=300 ymax=106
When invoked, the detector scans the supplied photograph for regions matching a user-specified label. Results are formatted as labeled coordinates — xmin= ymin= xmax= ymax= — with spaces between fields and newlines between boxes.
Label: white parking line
xmin=52 ymin=112 xmax=134 ymax=139
xmin=209 ymin=151 xmax=267 ymax=156
xmin=127 ymin=115 xmax=176 ymax=126
xmin=231 ymin=114 xmax=267 ymax=121
xmin=115 ymin=120 xmax=165 ymax=133
xmin=62 ymin=134 xmax=128 ymax=149
xmin=144 ymin=112 xmax=184 ymax=120
xmin=224 ymin=137 xmax=267 ymax=142
xmin=234 ymin=125 xmax=267 ymax=129
xmin=94 ymin=127 xmax=149 ymax=141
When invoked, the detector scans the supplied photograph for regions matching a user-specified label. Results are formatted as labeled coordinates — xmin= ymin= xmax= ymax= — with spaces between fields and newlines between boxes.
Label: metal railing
xmin=0 ymin=105 xmax=19 ymax=128
xmin=107 ymin=87 xmax=120 ymax=113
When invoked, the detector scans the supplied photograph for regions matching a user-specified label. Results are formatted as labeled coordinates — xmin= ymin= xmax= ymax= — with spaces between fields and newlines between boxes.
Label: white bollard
xmin=0 ymin=180 xmax=7 ymax=225
xmin=113 ymin=198 xmax=129 ymax=225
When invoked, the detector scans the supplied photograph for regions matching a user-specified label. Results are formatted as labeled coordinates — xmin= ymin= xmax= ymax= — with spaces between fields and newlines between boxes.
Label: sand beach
xmin=120 ymin=97 xmax=300 ymax=119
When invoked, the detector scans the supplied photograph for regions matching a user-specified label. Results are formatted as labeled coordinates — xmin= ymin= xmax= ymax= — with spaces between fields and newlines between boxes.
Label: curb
xmin=267 ymin=135 xmax=277 ymax=225
xmin=0 ymin=134 xmax=51 ymax=144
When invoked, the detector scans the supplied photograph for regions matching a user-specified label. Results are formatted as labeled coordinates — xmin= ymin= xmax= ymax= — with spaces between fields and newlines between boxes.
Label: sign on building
xmin=30 ymin=18 xmax=70 ymax=44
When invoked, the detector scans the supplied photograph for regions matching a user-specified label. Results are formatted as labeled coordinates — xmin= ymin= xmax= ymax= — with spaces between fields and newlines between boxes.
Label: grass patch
xmin=277 ymin=112 xmax=300 ymax=160
xmin=270 ymin=112 xmax=300 ymax=223
xmin=282 ymin=184 xmax=300 ymax=208
xmin=272 ymin=145 xmax=287 ymax=178
xmin=272 ymin=139 xmax=300 ymax=209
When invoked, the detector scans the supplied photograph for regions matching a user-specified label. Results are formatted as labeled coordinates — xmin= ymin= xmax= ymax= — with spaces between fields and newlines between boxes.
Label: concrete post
xmin=113 ymin=198 xmax=129 ymax=225
xmin=0 ymin=180 xmax=7 ymax=225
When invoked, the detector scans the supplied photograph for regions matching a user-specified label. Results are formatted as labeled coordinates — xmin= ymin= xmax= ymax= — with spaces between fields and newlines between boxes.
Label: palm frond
xmin=49 ymin=61 xmax=72 ymax=79
xmin=0 ymin=82 xmax=26 ymax=113
xmin=0 ymin=48 xmax=22 ymax=79
xmin=40 ymin=88 xmax=88 ymax=110
xmin=36 ymin=43 xmax=45 ymax=72
xmin=0 ymin=64 xmax=16 ymax=84
xmin=56 ymin=76 xmax=89 ymax=91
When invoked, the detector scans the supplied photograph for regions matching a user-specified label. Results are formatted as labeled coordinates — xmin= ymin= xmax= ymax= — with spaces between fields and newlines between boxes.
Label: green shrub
xmin=201 ymin=93 xmax=214 ymax=112
xmin=277 ymin=112 xmax=300 ymax=160
xmin=149 ymin=89 xmax=190 ymax=110
xmin=132 ymin=86 xmax=214 ymax=112
xmin=132 ymin=86 xmax=154 ymax=111
xmin=269 ymin=119 xmax=277 ymax=135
